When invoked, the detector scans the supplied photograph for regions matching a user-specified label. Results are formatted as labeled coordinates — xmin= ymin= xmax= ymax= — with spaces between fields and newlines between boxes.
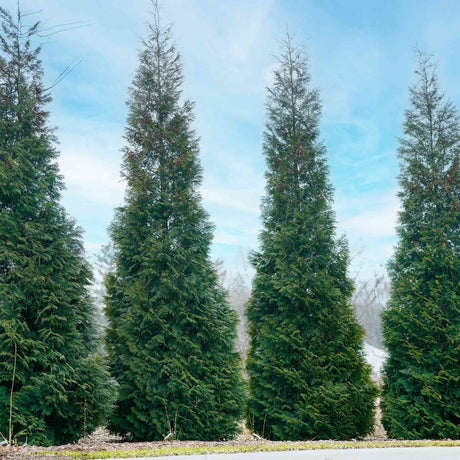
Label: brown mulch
xmin=0 ymin=428 xmax=277 ymax=459
xmin=0 ymin=428 xmax=388 ymax=459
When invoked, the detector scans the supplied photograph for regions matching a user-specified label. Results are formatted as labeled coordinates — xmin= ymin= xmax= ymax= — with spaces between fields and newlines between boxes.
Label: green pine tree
xmin=104 ymin=8 xmax=245 ymax=441
xmin=246 ymin=36 xmax=377 ymax=441
xmin=381 ymin=52 xmax=459 ymax=440
xmin=0 ymin=7 xmax=114 ymax=446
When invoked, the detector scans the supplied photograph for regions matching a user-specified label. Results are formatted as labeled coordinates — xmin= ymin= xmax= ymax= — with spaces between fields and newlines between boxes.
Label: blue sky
xmin=4 ymin=0 xmax=460 ymax=278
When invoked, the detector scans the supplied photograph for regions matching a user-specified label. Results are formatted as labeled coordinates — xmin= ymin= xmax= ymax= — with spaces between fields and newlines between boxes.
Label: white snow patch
xmin=364 ymin=343 xmax=387 ymax=377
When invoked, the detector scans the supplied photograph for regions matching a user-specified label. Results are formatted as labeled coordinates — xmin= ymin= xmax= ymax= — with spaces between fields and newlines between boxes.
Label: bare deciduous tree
xmin=352 ymin=273 xmax=390 ymax=349
xmin=215 ymin=251 xmax=252 ymax=365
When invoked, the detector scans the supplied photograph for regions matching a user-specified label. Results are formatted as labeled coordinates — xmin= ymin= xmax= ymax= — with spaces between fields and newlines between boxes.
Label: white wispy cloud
xmin=59 ymin=151 xmax=125 ymax=206
xmin=202 ymin=187 xmax=261 ymax=215
xmin=338 ymin=190 xmax=399 ymax=239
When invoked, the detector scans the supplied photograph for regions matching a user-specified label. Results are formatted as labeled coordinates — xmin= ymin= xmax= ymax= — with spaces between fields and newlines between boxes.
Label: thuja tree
xmin=246 ymin=37 xmax=377 ymax=440
xmin=0 ymin=7 xmax=114 ymax=446
xmin=104 ymin=10 xmax=245 ymax=441
xmin=381 ymin=53 xmax=459 ymax=440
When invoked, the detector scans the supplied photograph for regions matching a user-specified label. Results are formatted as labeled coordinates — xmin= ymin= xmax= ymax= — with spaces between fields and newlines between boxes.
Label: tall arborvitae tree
xmin=246 ymin=37 xmax=377 ymax=441
xmin=381 ymin=53 xmax=459 ymax=440
xmin=0 ymin=7 xmax=114 ymax=446
xmin=104 ymin=8 xmax=245 ymax=441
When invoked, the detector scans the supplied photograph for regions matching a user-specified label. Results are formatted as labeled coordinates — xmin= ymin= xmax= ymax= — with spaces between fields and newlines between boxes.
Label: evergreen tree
xmin=381 ymin=52 xmax=459 ymax=440
xmin=104 ymin=8 xmax=245 ymax=441
xmin=91 ymin=243 xmax=115 ymax=336
xmin=0 ymin=7 xmax=114 ymax=446
xmin=246 ymin=37 xmax=377 ymax=441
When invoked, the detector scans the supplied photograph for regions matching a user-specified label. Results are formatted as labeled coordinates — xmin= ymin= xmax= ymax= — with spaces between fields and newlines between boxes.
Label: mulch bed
xmin=0 ymin=424 xmax=389 ymax=459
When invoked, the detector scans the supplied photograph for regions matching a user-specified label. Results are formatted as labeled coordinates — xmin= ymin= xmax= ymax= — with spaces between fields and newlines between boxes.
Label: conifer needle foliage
xmin=246 ymin=36 xmax=377 ymax=441
xmin=104 ymin=8 xmax=245 ymax=441
xmin=381 ymin=52 xmax=460 ymax=440
xmin=0 ymin=7 xmax=114 ymax=446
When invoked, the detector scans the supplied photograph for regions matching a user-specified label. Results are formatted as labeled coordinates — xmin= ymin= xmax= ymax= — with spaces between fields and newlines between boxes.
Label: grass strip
xmin=36 ymin=439 xmax=460 ymax=459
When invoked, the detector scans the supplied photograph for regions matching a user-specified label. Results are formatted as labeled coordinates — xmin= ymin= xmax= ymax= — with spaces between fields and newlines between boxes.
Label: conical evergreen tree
xmin=104 ymin=9 xmax=245 ymax=441
xmin=381 ymin=52 xmax=459 ymax=440
xmin=246 ymin=37 xmax=377 ymax=440
xmin=0 ymin=7 xmax=114 ymax=446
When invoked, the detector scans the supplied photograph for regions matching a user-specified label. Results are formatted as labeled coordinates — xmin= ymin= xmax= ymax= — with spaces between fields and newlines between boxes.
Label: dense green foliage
xmin=381 ymin=53 xmax=460 ymax=440
xmin=0 ymin=8 xmax=114 ymax=446
xmin=104 ymin=12 xmax=245 ymax=441
xmin=246 ymin=37 xmax=377 ymax=440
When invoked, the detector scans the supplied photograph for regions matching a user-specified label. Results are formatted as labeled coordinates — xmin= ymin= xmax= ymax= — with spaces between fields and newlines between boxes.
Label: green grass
xmin=36 ymin=440 xmax=460 ymax=459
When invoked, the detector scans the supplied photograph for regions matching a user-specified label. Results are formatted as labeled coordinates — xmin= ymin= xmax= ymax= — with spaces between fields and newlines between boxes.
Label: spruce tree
xmin=246 ymin=37 xmax=377 ymax=440
xmin=0 ymin=7 xmax=114 ymax=446
xmin=104 ymin=9 xmax=245 ymax=441
xmin=381 ymin=53 xmax=459 ymax=440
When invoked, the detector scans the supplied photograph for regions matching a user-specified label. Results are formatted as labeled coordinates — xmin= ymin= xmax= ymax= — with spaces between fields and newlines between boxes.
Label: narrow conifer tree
xmin=104 ymin=8 xmax=245 ymax=441
xmin=381 ymin=53 xmax=459 ymax=439
xmin=0 ymin=7 xmax=114 ymax=446
xmin=246 ymin=37 xmax=377 ymax=440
